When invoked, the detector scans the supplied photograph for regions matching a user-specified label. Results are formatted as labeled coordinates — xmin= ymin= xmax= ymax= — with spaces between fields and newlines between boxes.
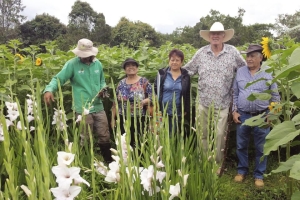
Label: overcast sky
xmin=21 ymin=0 xmax=299 ymax=33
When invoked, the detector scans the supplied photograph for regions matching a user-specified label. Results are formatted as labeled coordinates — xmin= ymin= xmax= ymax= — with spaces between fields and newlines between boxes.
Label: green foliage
xmin=19 ymin=13 xmax=67 ymax=46
xmin=111 ymin=17 xmax=162 ymax=48
xmin=0 ymin=0 xmax=26 ymax=43
xmin=243 ymin=35 xmax=300 ymax=199
xmin=275 ymin=10 xmax=300 ymax=42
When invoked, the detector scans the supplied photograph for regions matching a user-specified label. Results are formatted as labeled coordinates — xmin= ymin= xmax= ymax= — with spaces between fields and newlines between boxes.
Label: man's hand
xmin=44 ymin=92 xmax=55 ymax=105
xmin=98 ymin=86 xmax=109 ymax=98
xmin=233 ymin=111 xmax=241 ymax=124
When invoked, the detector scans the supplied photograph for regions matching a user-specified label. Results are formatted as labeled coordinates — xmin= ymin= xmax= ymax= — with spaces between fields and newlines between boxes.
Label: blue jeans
xmin=236 ymin=110 xmax=270 ymax=179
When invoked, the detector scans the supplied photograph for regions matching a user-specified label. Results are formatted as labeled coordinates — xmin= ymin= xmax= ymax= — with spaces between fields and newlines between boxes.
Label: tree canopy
xmin=0 ymin=0 xmax=26 ymax=43
xmin=1 ymin=0 xmax=300 ymax=50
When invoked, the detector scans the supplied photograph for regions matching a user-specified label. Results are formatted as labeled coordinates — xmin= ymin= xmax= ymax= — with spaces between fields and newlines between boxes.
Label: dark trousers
xmin=119 ymin=115 xmax=145 ymax=147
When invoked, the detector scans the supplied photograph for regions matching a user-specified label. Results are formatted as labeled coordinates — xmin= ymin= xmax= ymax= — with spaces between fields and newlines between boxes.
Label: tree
xmin=19 ymin=13 xmax=67 ymax=46
xmin=0 ymin=0 xmax=26 ymax=43
xmin=274 ymin=10 xmax=300 ymax=42
xmin=111 ymin=17 xmax=161 ymax=48
xmin=59 ymin=0 xmax=112 ymax=50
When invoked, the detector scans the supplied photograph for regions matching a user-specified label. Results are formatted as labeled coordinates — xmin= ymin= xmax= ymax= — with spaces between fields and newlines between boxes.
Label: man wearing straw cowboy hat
xmin=232 ymin=44 xmax=280 ymax=188
xmin=183 ymin=22 xmax=246 ymax=174
xmin=44 ymin=38 xmax=113 ymax=163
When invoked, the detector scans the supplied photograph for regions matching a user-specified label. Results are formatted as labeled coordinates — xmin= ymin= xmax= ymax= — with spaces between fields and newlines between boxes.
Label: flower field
xmin=1 ymin=37 xmax=300 ymax=199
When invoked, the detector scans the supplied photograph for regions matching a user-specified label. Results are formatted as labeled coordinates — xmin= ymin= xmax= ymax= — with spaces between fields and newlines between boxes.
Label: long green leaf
xmin=247 ymin=93 xmax=271 ymax=101
xmin=291 ymin=82 xmax=300 ymax=98
xmin=264 ymin=121 xmax=300 ymax=155
xmin=268 ymin=155 xmax=300 ymax=174
xmin=290 ymin=161 xmax=300 ymax=180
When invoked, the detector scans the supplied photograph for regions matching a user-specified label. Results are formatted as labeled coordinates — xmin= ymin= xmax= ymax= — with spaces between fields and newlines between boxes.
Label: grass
xmin=216 ymin=130 xmax=288 ymax=200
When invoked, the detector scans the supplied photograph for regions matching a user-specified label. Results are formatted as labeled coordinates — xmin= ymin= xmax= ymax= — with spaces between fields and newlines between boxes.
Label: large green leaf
xmin=17 ymin=85 xmax=31 ymax=91
xmin=269 ymin=155 xmax=300 ymax=174
xmin=290 ymin=161 xmax=300 ymax=180
xmin=264 ymin=121 xmax=300 ymax=155
xmin=245 ymin=78 xmax=268 ymax=89
xmin=291 ymin=82 xmax=300 ymax=98
xmin=243 ymin=114 xmax=266 ymax=127
xmin=273 ymin=47 xmax=300 ymax=81
xmin=289 ymin=47 xmax=300 ymax=67
xmin=291 ymin=191 xmax=300 ymax=200
xmin=247 ymin=93 xmax=271 ymax=101
xmin=292 ymin=113 xmax=300 ymax=123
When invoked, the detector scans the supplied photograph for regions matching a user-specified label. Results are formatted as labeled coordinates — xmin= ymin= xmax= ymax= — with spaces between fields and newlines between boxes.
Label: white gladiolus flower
xmin=182 ymin=156 xmax=186 ymax=163
xmin=6 ymin=119 xmax=13 ymax=128
xmin=150 ymin=155 xmax=164 ymax=168
xmin=110 ymin=148 xmax=118 ymax=155
xmin=105 ymin=161 xmax=120 ymax=183
xmin=17 ymin=121 xmax=27 ymax=130
xmin=5 ymin=102 xmax=18 ymax=111
xmin=68 ymin=143 xmax=73 ymax=152
xmin=125 ymin=166 xmax=144 ymax=182
xmin=27 ymin=106 xmax=33 ymax=115
xmin=75 ymin=115 xmax=82 ymax=123
xmin=50 ymin=186 xmax=81 ymax=200
xmin=26 ymin=98 xmax=33 ymax=106
xmin=94 ymin=161 xmax=108 ymax=176
xmin=24 ymin=169 xmax=30 ymax=176
xmin=20 ymin=185 xmax=32 ymax=196
xmin=183 ymin=174 xmax=189 ymax=187
xmin=27 ymin=115 xmax=34 ymax=123
xmin=111 ymin=155 xmax=120 ymax=163
xmin=6 ymin=110 xmax=19 ymax=122
xmin=169 ymin=183 xmax=180 ymax=200
xmin=140 ymin=165 xmax=166 ymax=195
xmin=52 ymin=166 xmax=81 ymax=186
xmin=57 ymin=151 xmax=75 ymax=166
xmin=74 ymin=175 xmax=90 ymax=187
xmin=177 ymin=169 xmax=182 ymax=177
xmin=156 ymin=146 xmax=163 ymax=155
xmin=29 ymin=126 xmax=35 ymax=132
xmin=83 ymin=108 xmax=90 ymax=115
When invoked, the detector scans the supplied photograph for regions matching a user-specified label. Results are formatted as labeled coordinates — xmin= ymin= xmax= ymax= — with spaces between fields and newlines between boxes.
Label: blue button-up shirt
xmin=162 ymin=70 xmax=182 ymax=116
xmin=233 ymin=66 xmax=280 ymax=113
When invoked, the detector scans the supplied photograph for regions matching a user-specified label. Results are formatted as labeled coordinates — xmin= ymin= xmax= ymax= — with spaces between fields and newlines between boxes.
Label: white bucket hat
xmin=199 ymin=22 xmax=234 ymax=43
xmin=71 ymin=38 xmax=99 ymax=58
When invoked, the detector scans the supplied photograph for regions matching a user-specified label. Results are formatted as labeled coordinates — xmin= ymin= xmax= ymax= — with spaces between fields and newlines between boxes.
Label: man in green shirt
xmin=44 ymin=38 xmax=112 ymax=163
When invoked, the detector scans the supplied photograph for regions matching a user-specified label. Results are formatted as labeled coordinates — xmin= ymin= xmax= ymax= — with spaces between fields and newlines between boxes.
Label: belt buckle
xmin=250 ymin=112 xmax=257 ymax=116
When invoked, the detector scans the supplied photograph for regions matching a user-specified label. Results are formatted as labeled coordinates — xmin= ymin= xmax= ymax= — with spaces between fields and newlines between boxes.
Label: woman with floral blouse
xmin=111 ymin=58 xmax=152 ymax=147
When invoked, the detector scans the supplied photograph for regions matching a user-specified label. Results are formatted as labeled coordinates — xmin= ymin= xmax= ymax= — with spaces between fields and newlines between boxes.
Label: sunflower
xmin=35 ymin=58 xmax=42 ymax=66
xmin=15 ymin=53 xmax=24 ymax=64
xmin=268 ymin=102 xmax=282 ymax=113
xmin=261 ymin=37 xmax=272 ymax=59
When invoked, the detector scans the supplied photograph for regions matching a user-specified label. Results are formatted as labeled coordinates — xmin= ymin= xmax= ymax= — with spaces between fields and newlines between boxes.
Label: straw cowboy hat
xmin=199 ymin=22 xmax=234 ymax=43
xmin=72 ymin=38 xmax=98 ymax=58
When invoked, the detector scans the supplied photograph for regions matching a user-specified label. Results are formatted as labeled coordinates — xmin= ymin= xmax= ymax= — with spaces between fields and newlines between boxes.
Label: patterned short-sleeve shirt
xmin=183 ymin=44 xmax=246 ymax=109
xmin=116 ymin=77 xmax=152 ymax=116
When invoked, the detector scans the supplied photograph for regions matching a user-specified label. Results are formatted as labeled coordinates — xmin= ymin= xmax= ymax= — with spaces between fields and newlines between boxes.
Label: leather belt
xmin=243 ymin=108 xmax=268 ymax=116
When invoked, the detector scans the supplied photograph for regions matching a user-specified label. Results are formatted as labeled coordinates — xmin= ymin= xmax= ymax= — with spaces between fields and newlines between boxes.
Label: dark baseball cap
xmin=121 ymin=58 xmax=139 ymax=69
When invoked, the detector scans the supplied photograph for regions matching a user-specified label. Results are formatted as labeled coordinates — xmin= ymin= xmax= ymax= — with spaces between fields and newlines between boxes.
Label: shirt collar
xmin=206 ymin=44 xmax=228 ymax=55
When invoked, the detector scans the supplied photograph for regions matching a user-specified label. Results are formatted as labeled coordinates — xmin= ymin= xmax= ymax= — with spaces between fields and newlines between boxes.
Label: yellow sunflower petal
xmin=35 ymin=58 xmax=42 ymax=66
xmin=261 ymin=37 xmax=271 ymax=59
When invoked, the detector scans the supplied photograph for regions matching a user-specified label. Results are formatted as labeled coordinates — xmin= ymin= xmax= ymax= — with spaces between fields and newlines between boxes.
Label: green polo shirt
xmin=44 ymin=57 xmax=106 ymax=114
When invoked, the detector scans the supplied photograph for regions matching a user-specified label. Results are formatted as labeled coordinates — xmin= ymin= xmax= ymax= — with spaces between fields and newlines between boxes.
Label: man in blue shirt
xmin=232 ymin=44 xmax=280 ymax=188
